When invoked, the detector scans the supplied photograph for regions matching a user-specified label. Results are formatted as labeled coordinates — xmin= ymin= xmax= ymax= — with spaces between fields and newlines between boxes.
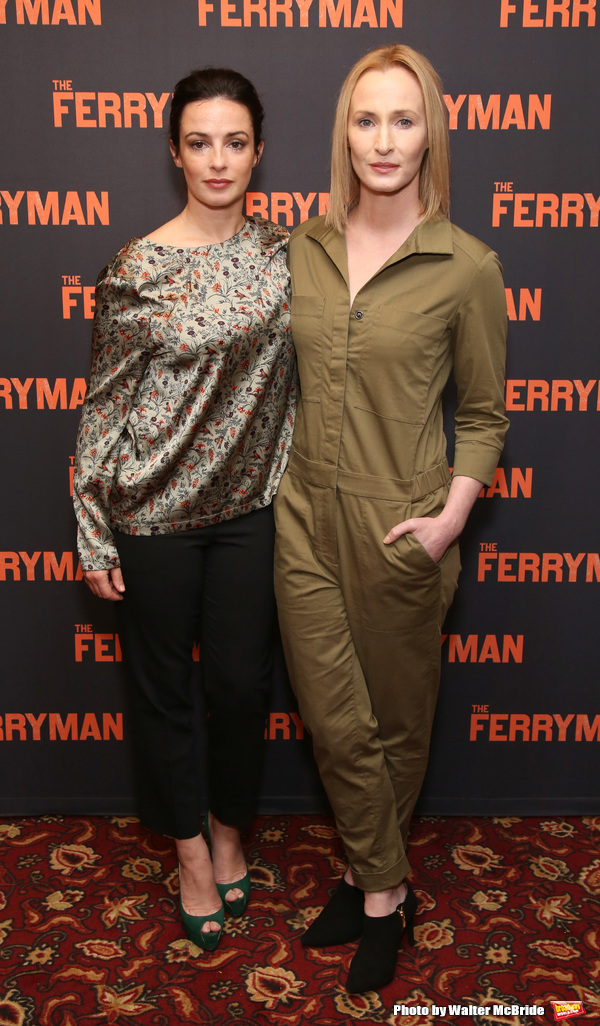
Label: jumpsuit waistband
xmin=287 ymin=449 xmax=451 ymax=502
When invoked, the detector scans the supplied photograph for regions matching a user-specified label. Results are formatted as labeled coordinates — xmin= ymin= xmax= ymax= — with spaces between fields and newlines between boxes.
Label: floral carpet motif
xmin=0 ymin=814 xmax=598 ymax=1025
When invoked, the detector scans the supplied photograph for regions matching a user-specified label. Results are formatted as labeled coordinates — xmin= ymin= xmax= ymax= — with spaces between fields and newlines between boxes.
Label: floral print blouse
xmin=73 ymin=218 xmax=296 ymax=571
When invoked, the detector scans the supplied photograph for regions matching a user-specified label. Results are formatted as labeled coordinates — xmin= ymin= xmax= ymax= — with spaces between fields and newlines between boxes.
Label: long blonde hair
xmin=326 ymin=44 xmax=450 ymax=233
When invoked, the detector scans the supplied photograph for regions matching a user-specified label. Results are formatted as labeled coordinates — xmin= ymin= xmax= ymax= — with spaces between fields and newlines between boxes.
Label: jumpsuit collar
xmin=303 ymin=214 xmax=455 ymax=286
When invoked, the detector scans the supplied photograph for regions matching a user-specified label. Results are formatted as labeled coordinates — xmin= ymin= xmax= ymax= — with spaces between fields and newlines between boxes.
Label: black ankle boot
xmin=345 ymin=882 xmax=417 ymax=993
xmin=301 ymin=876 xmax=364 ymax=947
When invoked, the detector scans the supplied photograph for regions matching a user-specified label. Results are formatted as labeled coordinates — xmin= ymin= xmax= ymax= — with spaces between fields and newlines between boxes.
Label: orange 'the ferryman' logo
xmin=551 ymin=1002 xmax=585 ymax=1021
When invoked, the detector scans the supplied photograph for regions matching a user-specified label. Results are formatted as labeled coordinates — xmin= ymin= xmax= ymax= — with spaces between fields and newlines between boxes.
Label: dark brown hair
xmin=169 ymin=67 xmax=264 ymax=154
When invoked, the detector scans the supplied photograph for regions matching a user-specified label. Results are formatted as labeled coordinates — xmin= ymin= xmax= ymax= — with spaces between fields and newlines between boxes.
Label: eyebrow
xmin=352 ymin=109 xmax=420 ymax=118
xmin=184 ymin=130 xmax=251 ymax=140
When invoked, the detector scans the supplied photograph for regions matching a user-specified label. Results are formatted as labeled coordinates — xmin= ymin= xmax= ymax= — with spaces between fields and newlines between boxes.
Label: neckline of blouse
xmin=137 ymin=218 xmax=252 ymax=254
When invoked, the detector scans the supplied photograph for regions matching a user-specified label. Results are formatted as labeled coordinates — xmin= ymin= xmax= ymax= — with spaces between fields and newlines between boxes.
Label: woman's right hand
xmin=83 ymin=567 xmax=126 ymax=601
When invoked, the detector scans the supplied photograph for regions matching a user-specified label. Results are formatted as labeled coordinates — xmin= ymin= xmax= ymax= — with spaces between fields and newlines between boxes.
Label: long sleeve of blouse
xmin=73 ymin=218 xmax=296 ymax=570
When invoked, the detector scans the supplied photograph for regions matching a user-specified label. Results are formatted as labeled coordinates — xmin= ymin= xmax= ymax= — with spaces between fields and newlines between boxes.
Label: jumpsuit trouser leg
xmin=115 ymin=506 xmax=276 ymax=839
xmin=274 ymin=466 xmax=460 ymax=892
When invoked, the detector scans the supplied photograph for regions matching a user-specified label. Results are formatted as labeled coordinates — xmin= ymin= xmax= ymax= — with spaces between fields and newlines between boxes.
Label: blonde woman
xmin=274 ymin=45 xmax=508 ymax=992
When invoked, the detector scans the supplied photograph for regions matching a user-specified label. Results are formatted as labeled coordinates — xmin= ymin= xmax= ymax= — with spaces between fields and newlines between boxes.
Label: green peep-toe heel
xmin=179 ymin=868 xmax=224 ymax=952
xmin=204 ymin=812 xmax=251 ymax=917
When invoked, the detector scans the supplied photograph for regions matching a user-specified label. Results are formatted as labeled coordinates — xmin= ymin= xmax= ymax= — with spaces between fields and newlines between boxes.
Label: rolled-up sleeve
xmin=451 ymin=249 xmax=509 ymax=485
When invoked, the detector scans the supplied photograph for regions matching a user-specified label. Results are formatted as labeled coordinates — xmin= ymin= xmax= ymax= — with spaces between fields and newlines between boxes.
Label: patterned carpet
xmin=0 ymin=814 xmax=598 ymax=1024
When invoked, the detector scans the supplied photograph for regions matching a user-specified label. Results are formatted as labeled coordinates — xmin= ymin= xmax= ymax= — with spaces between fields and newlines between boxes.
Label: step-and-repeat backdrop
xmin=1 ymin=0 xmax=598 ymax=817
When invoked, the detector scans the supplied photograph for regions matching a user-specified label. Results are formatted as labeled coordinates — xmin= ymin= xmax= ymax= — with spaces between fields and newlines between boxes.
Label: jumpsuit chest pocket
xmin=291 ymin=294 xmax=326 ymax=402
xmin=354 ymin=309 xmax=448 ymax=424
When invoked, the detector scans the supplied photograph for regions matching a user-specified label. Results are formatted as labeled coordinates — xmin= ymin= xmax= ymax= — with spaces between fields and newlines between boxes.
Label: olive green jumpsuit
xmin=274 ymin=214 xmax=508 ymax=890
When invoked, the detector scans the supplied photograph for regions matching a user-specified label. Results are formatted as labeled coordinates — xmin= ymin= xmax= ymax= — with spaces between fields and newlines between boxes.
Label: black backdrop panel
xmin=1 ymin=0 xmax=598 ymax=814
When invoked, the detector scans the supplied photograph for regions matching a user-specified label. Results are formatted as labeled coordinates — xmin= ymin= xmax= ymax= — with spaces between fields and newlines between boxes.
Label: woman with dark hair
xmin=274 ymin=45 xmax=508 ymax=992
xmin=73 ymin=68 xmax=296 ymax=951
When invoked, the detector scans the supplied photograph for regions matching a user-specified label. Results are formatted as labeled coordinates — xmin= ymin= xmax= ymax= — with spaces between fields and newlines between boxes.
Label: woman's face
xmin=347 ymin=66 xmax=428 ymax=203
xmin=170 ymin=97 xmax=263 ymax=212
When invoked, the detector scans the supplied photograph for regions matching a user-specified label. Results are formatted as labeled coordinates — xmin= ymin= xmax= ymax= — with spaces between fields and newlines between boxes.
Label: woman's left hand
xmin=383 ymin=515 xmax=454 ymax=564
xmin=382 ymin=474 xmax=486 ymax=563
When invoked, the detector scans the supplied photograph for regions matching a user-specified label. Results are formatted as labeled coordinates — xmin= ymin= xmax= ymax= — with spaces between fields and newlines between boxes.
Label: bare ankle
xmin=175 ymin=832 xmax=210 ymax=868
xmin=363 ymin=881 xmax=407 ymax=917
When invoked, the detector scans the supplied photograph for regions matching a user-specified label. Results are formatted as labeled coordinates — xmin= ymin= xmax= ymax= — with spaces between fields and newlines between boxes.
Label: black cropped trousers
xmin=115 ymin=505 xmax=276 ymax=839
